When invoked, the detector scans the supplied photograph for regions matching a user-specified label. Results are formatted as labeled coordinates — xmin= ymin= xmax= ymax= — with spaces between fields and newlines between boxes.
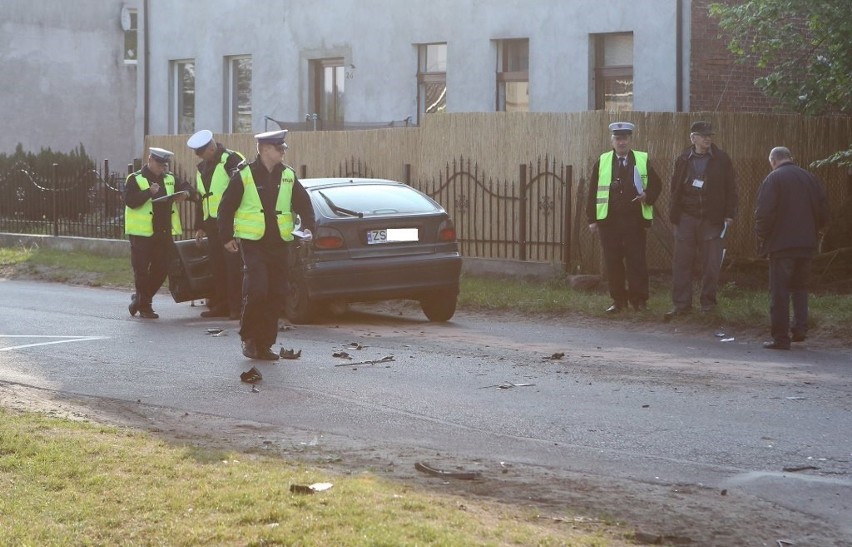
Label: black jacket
xmin=669 ymin=143 xmax=737 ymax=226
xmin=754 ymin=161 xmax=828 ymax=257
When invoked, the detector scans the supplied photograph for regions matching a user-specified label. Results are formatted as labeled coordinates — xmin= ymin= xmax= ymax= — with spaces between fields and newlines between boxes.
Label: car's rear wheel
xmin=420 ymin=290 xmax=457 ymax=322
xmin=285 ymin=276 xmax=315 ymax=324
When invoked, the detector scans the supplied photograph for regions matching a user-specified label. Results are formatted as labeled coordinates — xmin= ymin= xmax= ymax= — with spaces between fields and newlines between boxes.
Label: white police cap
xmin=254 ymin=129 xmax=288 ymax=148
xmin=148 ymin=147 xmax=174 ymax=162
xmin=608 ymin=121 xmax=635 ymax=136
xmin=186 ymin=129 xmax=213 ymax=150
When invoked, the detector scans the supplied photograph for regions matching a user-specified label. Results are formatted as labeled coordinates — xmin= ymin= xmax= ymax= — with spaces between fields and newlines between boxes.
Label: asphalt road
xmin=1 ymin=279 xmax=850 ymax=545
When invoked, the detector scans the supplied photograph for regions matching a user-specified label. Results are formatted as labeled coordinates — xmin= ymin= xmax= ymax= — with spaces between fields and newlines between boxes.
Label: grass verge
xmin=0 ymin=408 xmax=625 ymax=546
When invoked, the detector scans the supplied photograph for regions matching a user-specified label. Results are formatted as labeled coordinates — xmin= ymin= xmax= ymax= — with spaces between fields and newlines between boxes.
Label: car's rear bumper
xmin=300 ymin=252 xmax=462 ymax=302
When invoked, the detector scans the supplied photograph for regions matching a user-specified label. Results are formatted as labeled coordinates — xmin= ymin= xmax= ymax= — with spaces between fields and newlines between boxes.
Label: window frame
xmin=416 ymin=42 xmax=447 ymax=124
xmin=122 ymin=8 xmax=138 ymax=64
xmin=170 ymin=59 xmax=195 ymax=134
xmin=496 ymin=38 xmax=529 ymax=112
xmin=310 ymin=57 xmax=345 ymax=130
xmin=592 ymin=32 xmax=634 ymax=112
xmin=225 ymin=55 xmax=252 ymax=133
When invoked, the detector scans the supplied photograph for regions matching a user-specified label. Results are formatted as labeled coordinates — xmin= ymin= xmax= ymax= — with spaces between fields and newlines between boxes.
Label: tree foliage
xmin=710 ymin=0 xmax=851 ymax=116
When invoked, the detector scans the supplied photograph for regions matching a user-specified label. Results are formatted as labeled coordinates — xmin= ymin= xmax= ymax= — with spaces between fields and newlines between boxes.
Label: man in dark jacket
xmin=217 ymin=130 xmax=315 ymax=361
xmin=666 ymin=121 xmax=737 ymax=320
xmin=124 ymin=147 xmax=196 ymax=318
xmin=754 ymin=146 xmax=828 ymax=350
xmin=187 ymin=130 xmax=245 ymax=319
xmin=586 ymin=121 xmax=662 ymax=313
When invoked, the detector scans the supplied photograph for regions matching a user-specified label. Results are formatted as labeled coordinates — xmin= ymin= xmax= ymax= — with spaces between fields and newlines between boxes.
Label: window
xmin=593 ymin=32 xmax=633 ymax=111
xmin=496 ymin=39 xmax=529 ymax=112
xmin=171 ymin=60 xmax=195 ymax=134
xmin=417 ymin=43 xmax=447 ymax=123
xmin=121 ymin=7 xmax=137 ymax=63
xmin=226 ymin=56 xmax=252 ymax=133
xmin=310 ymin=58 xmax=345 ymax=129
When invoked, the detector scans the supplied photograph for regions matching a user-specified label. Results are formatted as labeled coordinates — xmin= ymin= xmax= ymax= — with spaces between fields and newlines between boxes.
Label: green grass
xmin=0 ymin=409 xmax=624 ymax=546
xmin=0 ymin=245 xmax=129 ymax=287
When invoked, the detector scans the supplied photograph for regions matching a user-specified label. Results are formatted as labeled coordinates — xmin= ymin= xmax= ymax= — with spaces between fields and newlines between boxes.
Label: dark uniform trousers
xmin=129 ymin=230 xmax=174 ymax=309
xmin=239 ymin=239 xmax=289 ymax=350
xmin=203 ymin=217 xmax=242 ymax=314
xmin=598 ymin=216 xmax=649 ymax=307
xmin=769 ymin=256 xmax=811 ymax=344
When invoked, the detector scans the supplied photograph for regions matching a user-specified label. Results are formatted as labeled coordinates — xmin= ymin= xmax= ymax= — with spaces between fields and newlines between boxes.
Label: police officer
xmin=217 ymin=130 xmax=315 ymax=360
xmin=125 ymin=147 xmax=195 ymax=318
xmin=586 ymin=122 xmax=662 ymax=313
xmin=187 ymin=130 xmax=246 ymax=319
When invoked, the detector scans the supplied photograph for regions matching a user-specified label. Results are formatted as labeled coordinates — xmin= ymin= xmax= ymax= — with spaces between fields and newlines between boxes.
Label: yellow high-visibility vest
xmin=595 ymin=150 xmax=652 ymax=221
xmin=124 ymin=173 xmax=181 ymax=236
xmin=198 ymin=150 xmax=244 ymax=220
xmin=233 ymin=166 xmax=296 ymax=241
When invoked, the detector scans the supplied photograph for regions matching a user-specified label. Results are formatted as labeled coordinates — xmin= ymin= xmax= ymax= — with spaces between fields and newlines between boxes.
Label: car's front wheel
xmin=420 ymin=289 xmax=458 ymax=322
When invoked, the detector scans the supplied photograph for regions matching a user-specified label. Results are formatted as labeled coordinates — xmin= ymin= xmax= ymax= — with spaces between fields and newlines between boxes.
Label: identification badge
xmin=692 ymin=179 xmax=704 ymax=189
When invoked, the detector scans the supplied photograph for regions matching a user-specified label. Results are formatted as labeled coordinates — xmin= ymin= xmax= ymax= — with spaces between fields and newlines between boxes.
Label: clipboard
xmin=151 ymin=190 xmax=189 ymax=203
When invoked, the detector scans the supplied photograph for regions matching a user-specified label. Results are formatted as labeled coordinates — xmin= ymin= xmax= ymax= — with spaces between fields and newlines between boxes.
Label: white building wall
xmin=144 ymin=0 xmax=686 ymax=136
xmin=0 ymin=0 xmax=138 ymax=168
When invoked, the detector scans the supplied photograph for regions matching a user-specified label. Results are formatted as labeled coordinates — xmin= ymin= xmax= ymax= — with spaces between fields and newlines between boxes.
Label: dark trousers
xmin=203 ymin=218 xmax=242 ymax=314
xmin=129 ymin=232 xmax=173 ymax=310
xmin=598 ymin=217 xmax=649 ymax=307
xmin=239 ymin=239 xmax=288 ymax=350
xmin=769 ymin=256 xmax=811 ymax=344
xmin=671 ymin=214 xmax=725 ymax=310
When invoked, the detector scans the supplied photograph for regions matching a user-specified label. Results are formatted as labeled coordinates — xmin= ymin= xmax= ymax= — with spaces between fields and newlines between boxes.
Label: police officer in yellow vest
xmin=187 ymin=130 xmax=246 ymax=319
xmin=217 ymin=130 xmax=315 ymax=360
xmin=125 ymin=147 xmax=195 ymax=318
xmin=586 ymin=122 xmax=662 ymax=313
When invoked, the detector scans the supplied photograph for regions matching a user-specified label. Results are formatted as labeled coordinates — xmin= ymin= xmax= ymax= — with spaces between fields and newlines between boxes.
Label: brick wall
xmin=690 ymin=0 xmax=784 ymax=113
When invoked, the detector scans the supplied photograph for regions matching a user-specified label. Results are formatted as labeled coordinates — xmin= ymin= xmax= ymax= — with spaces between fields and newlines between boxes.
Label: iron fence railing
xmin=0 ymin=160 xmax=196 ymax=241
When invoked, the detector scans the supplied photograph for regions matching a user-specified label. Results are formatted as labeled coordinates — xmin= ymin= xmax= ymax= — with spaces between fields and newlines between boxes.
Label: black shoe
xmin=791 ymin=333 xmax=806 ymax=343
xmin=763 ymin=340 xmax=791 ymax=350
xmin=242 ymin=341 xmax=257 ymax=359
xmin=128 ymin=294 xmax=139 ymax=317
xmin=256 ymin=347 xmax=280 ymax=361
xmin=139 ymin=309 xmax=159 ymax=319
xmin=605 ymin=304 xmax=624 ymax=314
xmin=200 ymin=308 xmax=229 ymax=318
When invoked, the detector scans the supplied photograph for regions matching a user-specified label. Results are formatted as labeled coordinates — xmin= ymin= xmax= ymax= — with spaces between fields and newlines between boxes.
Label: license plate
xmin=367 ymin=228 xmax=419 ymax=244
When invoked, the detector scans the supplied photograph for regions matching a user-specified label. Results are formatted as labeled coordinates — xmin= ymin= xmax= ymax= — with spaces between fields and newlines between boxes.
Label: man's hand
xmin=588 ymin=223 xmax=598 ymax=234
xmin=632 ymin=192 xmax=646 ymax=203
xmin=149 ymin=182 xmax=161 ymax=195
xmin=301 ymin=228 xmax=313 ymax=241
xmin=724 ymin=218 xmax=733 ymax=227
xmin=194 ymin=229 xmax=206 ymax=246
xmin=224 ymin=239 xmax=239 ymax=253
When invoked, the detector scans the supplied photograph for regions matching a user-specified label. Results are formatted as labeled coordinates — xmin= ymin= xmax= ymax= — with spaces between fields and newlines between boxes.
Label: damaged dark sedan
xmin=284 ymin=177 xmax=462 ymax=323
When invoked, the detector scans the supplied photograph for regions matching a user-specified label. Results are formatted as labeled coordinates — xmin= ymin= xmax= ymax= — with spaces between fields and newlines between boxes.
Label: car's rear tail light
xmin=313 ymin=227 xmax=345 ymax=249
xmin=438 ymin=219 xmax=457 ymax=242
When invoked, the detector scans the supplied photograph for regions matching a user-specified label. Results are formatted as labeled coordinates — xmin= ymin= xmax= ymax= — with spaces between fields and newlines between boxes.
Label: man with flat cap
xmin=217 ymin=130 xmax=315 ymax=360
xmin=666 ymin=121 xmax=737 ymax=320
xmin=125 ymin=147 xmax=196 ymax=318
xmin=187 ymin=130 xmax=246 ymax=319
xmin=586 ymin=121 xmax=662 ymax=313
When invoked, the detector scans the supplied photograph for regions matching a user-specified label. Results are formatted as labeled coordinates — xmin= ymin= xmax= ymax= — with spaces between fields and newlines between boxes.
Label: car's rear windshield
xmin=315 ymin=184 xmax=441 ymax=216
